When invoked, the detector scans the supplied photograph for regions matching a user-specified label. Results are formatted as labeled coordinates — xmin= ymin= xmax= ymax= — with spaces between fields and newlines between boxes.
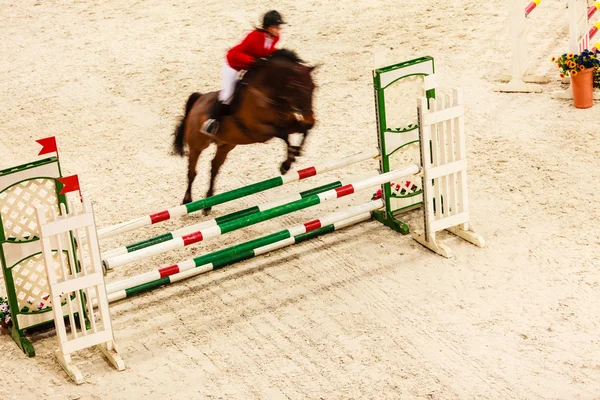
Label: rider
xmin=201 ymin=10 xmax=285 ymax=136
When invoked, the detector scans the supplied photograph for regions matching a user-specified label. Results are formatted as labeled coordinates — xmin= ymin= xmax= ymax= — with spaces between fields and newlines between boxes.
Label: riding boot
xmin=201 ymin=100 xmax=226 ymax=136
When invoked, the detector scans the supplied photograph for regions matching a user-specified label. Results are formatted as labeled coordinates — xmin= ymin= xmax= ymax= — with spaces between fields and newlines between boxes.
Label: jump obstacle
xmin=496 ymin=0 xmax=600 ymax=95
xmin=36 ymin=197 xmax=125 ymax=384
xmin=0 ymin=56 xmax=484 ymax=384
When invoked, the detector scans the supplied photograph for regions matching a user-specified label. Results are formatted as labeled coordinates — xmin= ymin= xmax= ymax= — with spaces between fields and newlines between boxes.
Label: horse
xmin=172 ymin=49 xmax=317 ymax=214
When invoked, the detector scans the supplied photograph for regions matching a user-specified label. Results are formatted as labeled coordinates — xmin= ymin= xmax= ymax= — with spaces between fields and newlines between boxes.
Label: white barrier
xmin=495 ymin=0 xmax=549 ymax=93
xmin=496 ymin=0 xmax=600 ymax=94
xmin=36 ymin=196 xmax=124 ymax=384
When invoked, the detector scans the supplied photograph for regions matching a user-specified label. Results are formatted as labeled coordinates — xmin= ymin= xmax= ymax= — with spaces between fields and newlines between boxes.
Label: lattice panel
xmin=12 ymin=252 xmax=68 ymax=312
xmin=388 ymin=141 xmax=422 ymax=195
xmin=0 ymin=178 xmax=59 ymax=241
xmin=390 ymin=179 xmax=421 ymax=198
xmin=383 ymin=75 xmax=426 ymax=132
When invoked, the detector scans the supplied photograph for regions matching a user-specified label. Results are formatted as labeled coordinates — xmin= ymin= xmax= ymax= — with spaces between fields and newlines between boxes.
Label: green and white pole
xmin=102 ymin=200 xmax=382 ymax=303
xmin=97 ymin=149 xmax=380 ymax=240
xmin=102 ymin=164 xmax=420 ymax=270
xmin=101 ymin=170 xmax=379 ymax=261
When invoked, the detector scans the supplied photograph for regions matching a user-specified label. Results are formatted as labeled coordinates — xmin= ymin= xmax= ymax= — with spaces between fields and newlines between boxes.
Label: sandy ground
xmin=1 ymin=0 xmax=600 ymax=399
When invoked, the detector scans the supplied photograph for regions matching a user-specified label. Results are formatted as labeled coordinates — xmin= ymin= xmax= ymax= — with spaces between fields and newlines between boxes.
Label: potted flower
xmin=552 ymin=50 xmax=600 ymax=109
xmin=0 ymin=297 xmax=11 ymax=329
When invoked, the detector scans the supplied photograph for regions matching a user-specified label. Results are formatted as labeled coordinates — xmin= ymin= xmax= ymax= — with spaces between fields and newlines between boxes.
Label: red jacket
xmin=227 ymin=30 xmax=279 ymax=71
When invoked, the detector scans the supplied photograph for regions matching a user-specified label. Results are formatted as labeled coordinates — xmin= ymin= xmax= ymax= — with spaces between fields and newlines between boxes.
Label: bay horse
xmin=172 ymin=49 xmax=317 ymax=214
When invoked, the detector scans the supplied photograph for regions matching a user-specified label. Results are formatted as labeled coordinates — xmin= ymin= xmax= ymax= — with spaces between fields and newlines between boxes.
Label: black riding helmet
xmin=263 ymin=10 xmax=285 ymax=28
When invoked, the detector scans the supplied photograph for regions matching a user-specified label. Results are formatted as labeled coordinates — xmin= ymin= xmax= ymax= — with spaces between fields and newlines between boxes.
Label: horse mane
xmin=240 ymin=48 xmax=306 ymax=85
xmin=268 ymin=48 xmax=305 ymax=64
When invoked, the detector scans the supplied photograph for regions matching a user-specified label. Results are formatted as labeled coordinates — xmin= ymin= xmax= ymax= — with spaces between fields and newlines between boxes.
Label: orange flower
xmin=579 ymin=65 xmax=585 ymax=71
xmin=551 ymin=56 xmax=557 ymax=62
xmin=572 ymin=70 xmax=579 ymax=76
xmin=567 ymin=53 xmax=574 ymax=59
xmin=560 ymin=73 xmax=565 ymax=78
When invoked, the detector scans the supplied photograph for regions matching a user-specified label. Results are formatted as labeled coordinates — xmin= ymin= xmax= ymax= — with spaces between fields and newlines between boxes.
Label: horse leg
xmin=295 ymin=129 xmax=309 ymax=156
xmin=280 ymin=146 xmax=296 ymax=175
xmin=278 ymin=132 xmax=296 ymax=175
xmin=280 ymin=130 xmax=308 ymax=175
xmin=204 ymin=142 xmax=236 ymax=216
xmin=183 ymin=138 xmax=211 ymax=204
xmin=183 ymin=146 xmax=201 ymax=204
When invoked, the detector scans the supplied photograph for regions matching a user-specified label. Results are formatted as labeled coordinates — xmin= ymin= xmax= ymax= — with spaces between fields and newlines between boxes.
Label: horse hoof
xmin=202 ymin=208 xmax=212 ymax=216
xmin=182 ymin=196 xmax=192 ymax=205
xmin=280 ymin=164 xmax=290 ymax=175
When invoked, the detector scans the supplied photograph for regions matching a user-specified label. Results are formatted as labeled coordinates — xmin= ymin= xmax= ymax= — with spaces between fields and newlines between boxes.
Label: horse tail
xmin=173 ymin=92 xmax=202 ymax=156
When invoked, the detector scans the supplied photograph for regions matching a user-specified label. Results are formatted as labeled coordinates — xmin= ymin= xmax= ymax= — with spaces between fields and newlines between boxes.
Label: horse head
xmin=259 ymin=49 xmax=318 ymax=131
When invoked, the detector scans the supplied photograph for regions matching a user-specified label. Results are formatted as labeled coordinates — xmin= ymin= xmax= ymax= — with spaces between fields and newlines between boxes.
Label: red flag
xmin=36 ymin=136 xmax=58 ymax=156
xmin=57 ymin=175 xmax=80 ymax=195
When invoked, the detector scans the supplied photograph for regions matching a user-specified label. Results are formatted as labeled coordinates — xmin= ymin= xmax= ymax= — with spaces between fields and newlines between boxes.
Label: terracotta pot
xmin=571 ymin=68 xmax=595 ymax=109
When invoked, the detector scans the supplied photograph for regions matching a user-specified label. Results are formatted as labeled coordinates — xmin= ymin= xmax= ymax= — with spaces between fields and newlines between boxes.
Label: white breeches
xmin=219 ymin=62 xmax=239 ymax=104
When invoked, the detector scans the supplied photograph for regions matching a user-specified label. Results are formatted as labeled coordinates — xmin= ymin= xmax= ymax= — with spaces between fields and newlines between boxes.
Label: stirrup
xmin=201 ymin=119 xmax=219 ymax=136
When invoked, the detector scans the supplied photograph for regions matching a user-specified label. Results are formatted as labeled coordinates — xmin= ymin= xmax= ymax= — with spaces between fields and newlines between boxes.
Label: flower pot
xmin=571 ymin=68 xmax=595 ymax=109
